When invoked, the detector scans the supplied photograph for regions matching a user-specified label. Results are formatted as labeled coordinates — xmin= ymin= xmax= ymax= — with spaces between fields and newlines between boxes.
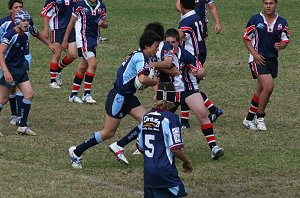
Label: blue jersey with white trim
xmin=243 ymin=12 xmax=290 ymax=62
xmin=195 ymin=0 xmax=213 ymax=23
xmin=41 ymin=0 xmax=78 ymax=30
xmin=0 ymin=16 xmax=38 ymax=66
xmin=72 ymin=0 xmax=107 ymax=49
xmin=114 ymin=51 xmax=151 ymax=94
xmin=179 ymin=10 xmax=206 ymax=56
xmin=137 ymin=109 xmax=184 ymax=188
xmin=1 ymin=28 xmax=28 ymax=68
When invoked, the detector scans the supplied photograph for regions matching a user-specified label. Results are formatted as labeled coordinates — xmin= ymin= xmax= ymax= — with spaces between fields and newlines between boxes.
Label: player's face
xmin=19 ymin=19 xmax=30 ymax=32
xmin=263 ymin=0 xmax=277 ymax=16
xmin=146 ymin=41 xmax=160 ymax=57
xmin=165 ymin=37 xmax=179 ymax=48
xmin=10 ymin=3 xmax=23 ymax=19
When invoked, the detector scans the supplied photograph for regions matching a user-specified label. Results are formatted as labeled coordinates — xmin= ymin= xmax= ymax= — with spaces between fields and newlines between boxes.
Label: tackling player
xmin=68 ymin=30 xmax=160 ymax=168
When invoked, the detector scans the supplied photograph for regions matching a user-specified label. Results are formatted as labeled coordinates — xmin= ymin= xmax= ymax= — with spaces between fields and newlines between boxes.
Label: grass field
xmin=0 ymin=0 xmax=300 ymax=197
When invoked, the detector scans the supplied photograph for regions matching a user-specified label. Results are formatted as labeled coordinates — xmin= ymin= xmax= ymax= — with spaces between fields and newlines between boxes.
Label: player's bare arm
xmin=243 ymin=39 xmax=266 ymax=66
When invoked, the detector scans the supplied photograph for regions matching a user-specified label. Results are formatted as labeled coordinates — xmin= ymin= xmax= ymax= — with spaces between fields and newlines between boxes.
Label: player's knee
xmin=0 ymin=96 xmax=9 ymax=105
xmin=196 ymin=110 xmax=208 ymax=122
xmin=101 ymin=130 xmax=116 ymax=140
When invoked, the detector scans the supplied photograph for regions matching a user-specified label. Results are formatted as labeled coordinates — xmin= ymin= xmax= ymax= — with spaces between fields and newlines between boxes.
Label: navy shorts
xmin=50 ymin=28 xmax=76 ymax=44
xmin=0 ymin=67 xmax=29 ymax=88
xmin=144 ymin=184 xmax=188 ymax=198
xmin=249 ymin=58 xmax=278 ymax=79
xmin=203 ymin=22 xmax=208 ymax=38
xmin=105 ymin=88 xmax=141 ymax=119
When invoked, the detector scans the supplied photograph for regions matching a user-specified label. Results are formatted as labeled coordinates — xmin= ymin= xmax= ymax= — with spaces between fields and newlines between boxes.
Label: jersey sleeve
xmin=184 ymin=49 xmax=203 ymax=70
xmin=72 ymin=2 xmax=82 ymax=18
xmin=281 ymin=21 xmax=290 ymax=43
xmin=132 ymin=52 xmax=150 ymax=77
xmin=41 ymin=0 xmax=56 ymax=17
xmin=1 ymin=30 xmax=14 ymax=46
xmin=243 ymin=16 xmax=256 ymax=41
xmin=163 ymin=114 xmax=184 ymax=151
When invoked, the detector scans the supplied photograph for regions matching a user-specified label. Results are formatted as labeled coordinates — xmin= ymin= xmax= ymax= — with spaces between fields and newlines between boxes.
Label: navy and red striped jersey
xmin=243 ymin=12 xmax=290 ymax=62
xmin=72 ymin=0 xmax=107 ymax=49
xmin=179 ymin=10 xmax=207 ymax=57
xmin=41 ymin=0 xmax=78 ymax=30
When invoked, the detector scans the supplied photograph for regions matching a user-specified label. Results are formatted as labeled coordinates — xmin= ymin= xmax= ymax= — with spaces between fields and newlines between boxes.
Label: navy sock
xmin=16 ymin=92 xmax=24 ymax=117
xmin=19 ymin=99 xmax=32 ymax=127
xmin=74 ymin=132 xmax=103 ymax=157
xmin=9 ymin=95 xmax=17 ymax=116
xmin=117 ymin=125 xmax=141 ymax=148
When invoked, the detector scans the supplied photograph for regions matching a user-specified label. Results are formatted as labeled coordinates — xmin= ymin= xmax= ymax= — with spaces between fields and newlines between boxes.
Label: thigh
xmin=67 ymin=42 xmax=78 ymax=58
xmin=17 ymin=81 xmax=33 ymax=99
xmin=129 ymin=105 xmax=147 ymax=123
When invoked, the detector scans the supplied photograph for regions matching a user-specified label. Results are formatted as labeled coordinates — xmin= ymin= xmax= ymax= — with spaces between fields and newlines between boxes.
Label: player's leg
xmin=49 ymin=40 xmax=62 ymax=88
xmin=16 ymin=80 xmax=36 ymax=135
xmin=200 ymin=91 xmax=223 ymax=123
xmin=109 ymin=95 xmax=145 ymax=161
xmin=8 ymin=88 xmax=18 ymax=124
xmin=82 ymin=50 xmax=97 ymax=104
xmin=185 ymin=92 xmax=224 ymax=160
xmin=256 ymin=74 xmax=274 ymax=131
xmin=69 ymin=114 xmax=121 ymax=168
xmin=243 ymin=82 xmax=261 ymax=130
xmin=69 ymin=58 xmax=88 ymax=103
xmin=56 ymin=40 xmax=77 ymax=86
xmin=180 ymin=103 xmax=190 ymax=129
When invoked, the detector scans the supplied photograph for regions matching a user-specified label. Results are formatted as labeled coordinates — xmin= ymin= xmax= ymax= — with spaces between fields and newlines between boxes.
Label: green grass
xmin=1 ymin=0 xmax=300 ymax=197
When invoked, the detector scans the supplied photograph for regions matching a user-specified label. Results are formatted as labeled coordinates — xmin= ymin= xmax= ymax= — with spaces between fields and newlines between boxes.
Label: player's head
xmin=165 ymin=28 xmax=180 ymax=48
xmin=154 ymin=82 xmax=176 ymax=110
xmin=144 ymin=22 xmax=164 ymax=41
xmin=139 ymin=30 xmax=162 ymax=54
xmin=8 ymin=0 xmax=23 ymax=17
xmin=180 ymin=0 xmax=195 ymax=10
xmin=263 ymin=0 xmax=277 ymax=15
xmin=14 ymin=10 xmax=30 ymax=30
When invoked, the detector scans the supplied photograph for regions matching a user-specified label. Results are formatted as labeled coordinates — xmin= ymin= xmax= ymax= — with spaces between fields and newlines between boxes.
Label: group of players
xmin=0 ymin=0 xmax=290 ymax=197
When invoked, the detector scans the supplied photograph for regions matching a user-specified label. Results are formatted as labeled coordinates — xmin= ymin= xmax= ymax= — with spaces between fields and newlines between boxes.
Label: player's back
xmin=141 ymin=109 xmax=183 ymax=188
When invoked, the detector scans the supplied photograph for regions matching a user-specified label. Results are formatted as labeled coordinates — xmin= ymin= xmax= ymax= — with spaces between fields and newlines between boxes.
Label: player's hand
xmin=253 ymin=53 xmax=266 ymax=66
xmin=183 ymin=160 xmax=192 ymax=173
xmin=61 ymin=40 xmax=68 ymax=50
xmin=192 ymin=68 xmax=205 ymax=78
xmin=215 ymin=24 xmax=222 ymax=34
xmin=3 ymin=70 xmax=13 ymax=84
xmin=274 ymin=42 xmax=288 ymax=51
xmin=48 ymin=43 xmax=56 ymax=54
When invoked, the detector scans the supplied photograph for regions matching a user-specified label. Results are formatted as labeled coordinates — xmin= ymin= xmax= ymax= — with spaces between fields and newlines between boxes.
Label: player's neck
xmin=87 ymin=0 xmax=98 ymax=7
xmin=263 ymin=11 xmax=277 ymax=21
xmin=181 ymin=8 xmax=192 ymax=15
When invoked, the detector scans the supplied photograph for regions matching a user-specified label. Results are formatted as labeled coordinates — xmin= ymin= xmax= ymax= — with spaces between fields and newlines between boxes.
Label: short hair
xmin=263 ymin=0 xmax=277 ymax=3
xmin=8 ymin=0 xmax=23 ymax=10
xmin=139 ymin=30 xmax=162 ymax=50
xmin=180 ymin=0 xmax=195 ymax=10
xmin=165 ymin=28 xmax=180 ymax=41
xmin=144 ymin=22 xmax=164 ymax=41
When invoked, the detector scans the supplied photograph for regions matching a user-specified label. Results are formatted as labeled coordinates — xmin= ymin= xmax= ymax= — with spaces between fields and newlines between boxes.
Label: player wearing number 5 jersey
xmin=137 ymin=82 xmax=192 ymax=198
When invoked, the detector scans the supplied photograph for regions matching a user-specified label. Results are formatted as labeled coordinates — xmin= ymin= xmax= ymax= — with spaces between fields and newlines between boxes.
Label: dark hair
xmin=180 ymin=0 xmax=195 ymax=10
xmin=165 ymin=28 xmax=180 ymax=41
xmin=139 ymin=30 xmax=162 ymax=50
xmin=8 ymin=0 xmax=23 ymax=10
xmin=263 ymin=0 xmax=277 ymax=3
xmin=144 ymin=22 xmax=164 ymax=41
